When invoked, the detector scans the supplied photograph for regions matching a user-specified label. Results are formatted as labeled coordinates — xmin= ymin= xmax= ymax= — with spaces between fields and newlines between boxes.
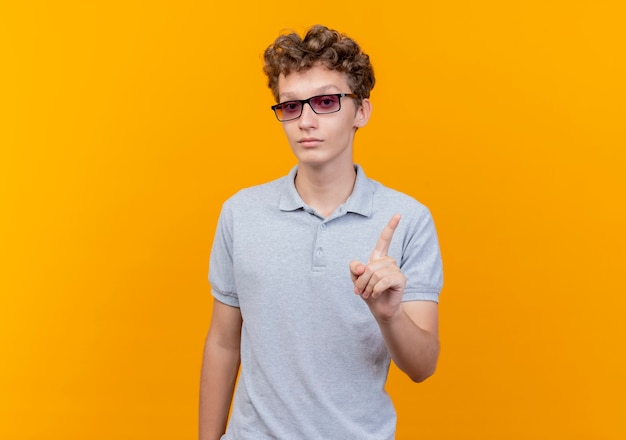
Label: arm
xmin=199 ymin=299 xmax=242 ymax=440
xmin=350 ymin=214 xmax=440 ymax=382
xmin=374 ymin=300 xmax=439 ymax=382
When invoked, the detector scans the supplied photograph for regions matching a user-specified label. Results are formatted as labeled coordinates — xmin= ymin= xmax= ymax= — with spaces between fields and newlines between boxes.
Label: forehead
xmin=278 ymin=65 xmax=351 ymax=100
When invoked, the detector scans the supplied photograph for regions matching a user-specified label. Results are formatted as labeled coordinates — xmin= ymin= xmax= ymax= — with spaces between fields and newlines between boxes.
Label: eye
xmin=281 ymin=102 xmax=301 ymax=113
xmin=315 ymin=95 xmax=339 ymax=108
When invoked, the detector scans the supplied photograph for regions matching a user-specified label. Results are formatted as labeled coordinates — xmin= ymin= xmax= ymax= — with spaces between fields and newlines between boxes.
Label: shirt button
xmin=316 ymin=248 xmax=324 ymax=256
xmin=320 ymin=224 xmax=327 ymax=230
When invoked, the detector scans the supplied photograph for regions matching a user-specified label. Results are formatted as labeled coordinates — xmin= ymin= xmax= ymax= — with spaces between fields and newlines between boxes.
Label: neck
xmin=295 ymin=162 xmax=357 ymax=218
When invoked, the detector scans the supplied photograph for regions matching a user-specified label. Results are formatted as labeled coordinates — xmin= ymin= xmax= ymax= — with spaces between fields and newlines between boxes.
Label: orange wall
xmin=1 ymin=1 xmax=625 ymax=439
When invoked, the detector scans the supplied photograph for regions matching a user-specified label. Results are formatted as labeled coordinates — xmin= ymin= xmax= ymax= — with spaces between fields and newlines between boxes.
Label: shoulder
xmin=369 ymin=177 xmax=432 ymax=221
xmin=221 ymin=175 xmax=287 ymax=212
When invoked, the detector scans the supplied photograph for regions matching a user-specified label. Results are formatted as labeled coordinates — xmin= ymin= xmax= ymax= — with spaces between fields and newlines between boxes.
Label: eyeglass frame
xmin=270 ymin=93 xmax=359 ymax=122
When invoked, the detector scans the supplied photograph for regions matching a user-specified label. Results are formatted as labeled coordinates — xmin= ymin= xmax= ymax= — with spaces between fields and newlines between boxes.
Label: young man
xmin=199 ymin=25 xmax=443 ymax=440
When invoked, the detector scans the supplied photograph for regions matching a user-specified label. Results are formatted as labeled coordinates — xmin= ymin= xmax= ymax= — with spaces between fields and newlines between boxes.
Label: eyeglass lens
xmin=276 ymin=95 xmax=342 ymax=120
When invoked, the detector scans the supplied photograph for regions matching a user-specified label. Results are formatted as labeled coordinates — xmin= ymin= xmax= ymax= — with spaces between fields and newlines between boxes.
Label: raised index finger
xmin=370 ymin=214 xmax=402 ymax=260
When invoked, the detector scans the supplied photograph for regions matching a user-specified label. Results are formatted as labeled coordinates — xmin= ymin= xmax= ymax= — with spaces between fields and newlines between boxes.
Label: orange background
xmin=1 ymin=1 xmax=625 ymax=439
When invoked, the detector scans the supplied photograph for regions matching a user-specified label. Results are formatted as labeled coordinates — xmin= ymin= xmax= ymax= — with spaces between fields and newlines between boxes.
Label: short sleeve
xmin=209 ymin=200 xmax=240 ymax=307
xmin=400 ymin=208 xmax=443 ymax=303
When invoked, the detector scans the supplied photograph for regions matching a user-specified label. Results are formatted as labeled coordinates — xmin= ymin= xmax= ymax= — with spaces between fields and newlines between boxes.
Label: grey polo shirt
xmin=210 ymin=164 xmax=443 ymax=440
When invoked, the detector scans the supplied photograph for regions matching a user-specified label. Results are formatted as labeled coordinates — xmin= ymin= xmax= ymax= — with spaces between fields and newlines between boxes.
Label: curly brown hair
xmin=263 ymin=25 xmax=375 ymax=104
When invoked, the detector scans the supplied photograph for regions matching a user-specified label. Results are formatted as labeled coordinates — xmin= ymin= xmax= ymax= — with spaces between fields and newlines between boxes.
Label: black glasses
xmin=271 ymin=93 xmax=358 ymax=121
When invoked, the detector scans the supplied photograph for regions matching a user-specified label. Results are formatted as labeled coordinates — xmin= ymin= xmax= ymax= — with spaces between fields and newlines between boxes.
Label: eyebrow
xmin=279 ymin=84 xmax=343 ymax=101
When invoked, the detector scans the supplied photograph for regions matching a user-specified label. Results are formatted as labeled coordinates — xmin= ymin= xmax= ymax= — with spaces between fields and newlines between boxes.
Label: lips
xmin=298 ymin=137 xmax=323 ymax=147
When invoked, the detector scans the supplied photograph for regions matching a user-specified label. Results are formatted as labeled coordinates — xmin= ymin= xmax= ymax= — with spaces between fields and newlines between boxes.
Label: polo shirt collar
xmin=279 ymin=164 xmax=374 ymax=218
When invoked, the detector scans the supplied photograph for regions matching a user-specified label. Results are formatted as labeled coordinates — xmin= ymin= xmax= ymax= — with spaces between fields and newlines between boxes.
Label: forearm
xmin=375 ymin=303 xmax=439 ymax=383
xmin=199 ymin=341 xmax=240 ymax=440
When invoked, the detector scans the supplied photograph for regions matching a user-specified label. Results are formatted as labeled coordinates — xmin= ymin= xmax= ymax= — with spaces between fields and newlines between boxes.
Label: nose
xmin=298 ymin=102 xmax=318 ymax=129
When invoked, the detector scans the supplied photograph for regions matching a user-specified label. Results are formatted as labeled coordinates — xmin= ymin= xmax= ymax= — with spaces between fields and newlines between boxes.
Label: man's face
xmin=276 ymin=64 xmax=371 ymax=170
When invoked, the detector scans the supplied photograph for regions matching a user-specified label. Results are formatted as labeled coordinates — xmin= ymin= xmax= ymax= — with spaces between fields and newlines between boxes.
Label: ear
xmin=354 ymin=98 xmax=372 ymax=128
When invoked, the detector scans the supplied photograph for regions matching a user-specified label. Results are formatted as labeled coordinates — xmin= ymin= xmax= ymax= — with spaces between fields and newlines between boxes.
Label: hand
xmin=349 ymin=214 xmax=407 ymax=321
